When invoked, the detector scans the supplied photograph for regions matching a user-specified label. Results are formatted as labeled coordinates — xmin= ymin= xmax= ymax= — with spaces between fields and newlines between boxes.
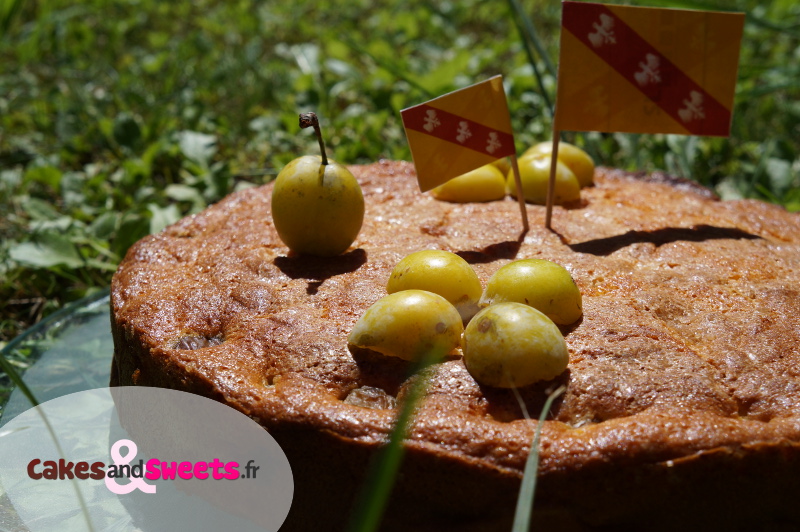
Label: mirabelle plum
xmin=508 ymin=154 xmax=580 ymax=205
xmin=523 ymin=141 xmax=595 ymax=187
xmin=387 ymin=250 xmax=481 ymax=321
xmin=463 ymin=302 xmax=568 ymax=388
xmin=491 ymin=157 xmax=511 ymax=177
xmin=432 ymin=164 xmax=506 ymax=203
xmin=271 ymin=112 xmax=364 ymax=257
xmin=348 ymin=290 xmax=463 ymax=361
xmin=480 ymin=259 xmax=582 ymax=325
xmin=271 ymin=155 xmax=364 ymax=256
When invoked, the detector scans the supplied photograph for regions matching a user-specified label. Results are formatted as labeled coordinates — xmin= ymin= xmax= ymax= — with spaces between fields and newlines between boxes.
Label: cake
xmin=110 ymin=160 xmax=800 ymax=530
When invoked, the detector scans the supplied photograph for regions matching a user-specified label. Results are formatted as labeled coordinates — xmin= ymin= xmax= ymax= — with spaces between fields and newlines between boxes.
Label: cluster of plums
xmin=432 ymin=141 xmax=595 ymax=205
xmin=348 ymin=250 xmax=581 ymax=388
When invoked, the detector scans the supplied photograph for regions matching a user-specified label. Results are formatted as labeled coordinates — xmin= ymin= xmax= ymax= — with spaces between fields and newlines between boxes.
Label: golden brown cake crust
xmin=111 ymin=161 xmax=800 ymax=529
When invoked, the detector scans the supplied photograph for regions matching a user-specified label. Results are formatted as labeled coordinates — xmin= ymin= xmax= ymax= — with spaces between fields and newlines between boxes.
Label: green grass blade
xmin=512 ymin=385 xmax=566 ymax=532
xmin=507 ymin=0 xmax=554 ymax=119
xmin=507 ymin=0 xmax=557 ymax=79
xmin=0 ymin=353 xmax=97 ymax=531
xmin=0 ymin=351 xmax=39 ymax=411
xmin=346 ymin=349 xmax=442 ymax=532
xmin=0 ymin=0 xmax=25 ymax=36
xmin=514 ymin=13 xmax=555 ymax=117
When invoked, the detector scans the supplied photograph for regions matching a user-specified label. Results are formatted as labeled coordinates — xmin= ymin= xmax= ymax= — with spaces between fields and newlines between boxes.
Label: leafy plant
xmin=0 ymin=3 xmax=797 ymax=530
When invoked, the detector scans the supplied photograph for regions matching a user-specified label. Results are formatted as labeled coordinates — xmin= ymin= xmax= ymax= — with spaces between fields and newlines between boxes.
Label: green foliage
xmin=1 ymin=0 xmax=798 ymax=345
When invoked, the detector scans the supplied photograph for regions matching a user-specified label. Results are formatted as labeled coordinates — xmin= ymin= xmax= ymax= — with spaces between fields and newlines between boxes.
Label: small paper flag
xmin=401 ymin=76 xmax=516 ymax=192
xmin=554 ymin=1 xmax=745 ymax=137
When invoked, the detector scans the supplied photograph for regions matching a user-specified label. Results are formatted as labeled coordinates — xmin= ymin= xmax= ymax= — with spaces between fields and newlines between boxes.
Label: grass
xmin=347 ymin=351 xmax=444 ymax=532
xmin=0 ymin=0 xmax=798 ymax=527
xmin=1 ymin=0 xmax=798 ymax=343
xmin=512 ymin=385 xmax=566 ymax=531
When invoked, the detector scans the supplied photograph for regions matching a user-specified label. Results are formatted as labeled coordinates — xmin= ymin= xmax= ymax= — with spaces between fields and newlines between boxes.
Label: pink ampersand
xmin=105 ymin=439 xmax=157 ymax=494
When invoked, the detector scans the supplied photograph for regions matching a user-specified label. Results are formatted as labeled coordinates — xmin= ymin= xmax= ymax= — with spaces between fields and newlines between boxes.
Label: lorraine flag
xmin=555 ymin=1 xmax=745 ymax=137
xmin=401 ymin=76 xmax=516 ymax=192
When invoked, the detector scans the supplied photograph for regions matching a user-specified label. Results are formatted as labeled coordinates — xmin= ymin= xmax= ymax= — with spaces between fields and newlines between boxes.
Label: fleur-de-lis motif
xmin=588 ymin=14 xmax=615 ymax=48
xmin=634 ymin=54 xmax=661 ymax=86
xmin=456 ymin=121 xmax=472 ymax=143
xmin=678 ymin=91 xmax=705 ymax=123
xmin=423 ymin=110 xmax=440 ymax=132
xmin=486 ymin=132 xmax=501 ymax=154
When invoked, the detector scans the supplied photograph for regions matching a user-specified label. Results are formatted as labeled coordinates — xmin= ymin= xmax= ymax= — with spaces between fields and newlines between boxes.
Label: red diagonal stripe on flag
xmin=402 ymin=104 xmax=515 ymax=159
xmin=562 ymin=1 xmax=732 ymax=136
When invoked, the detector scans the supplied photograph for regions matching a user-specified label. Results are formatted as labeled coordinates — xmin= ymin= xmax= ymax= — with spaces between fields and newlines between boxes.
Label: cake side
xmin=110 ymin=160 xmax=800 ymax=529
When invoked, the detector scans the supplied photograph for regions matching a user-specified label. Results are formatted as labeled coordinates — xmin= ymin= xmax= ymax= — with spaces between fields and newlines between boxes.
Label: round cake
xmin=110 ymin=160 xmax=800 ymax=530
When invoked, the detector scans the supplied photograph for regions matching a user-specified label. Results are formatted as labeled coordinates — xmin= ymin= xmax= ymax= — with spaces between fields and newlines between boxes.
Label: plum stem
xmin=299 ymin=112 xmax=328 ymax=165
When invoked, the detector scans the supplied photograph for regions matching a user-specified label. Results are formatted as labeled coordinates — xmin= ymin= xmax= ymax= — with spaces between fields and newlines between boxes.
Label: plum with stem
xmin=271 ymin=113 xmax=364 ymax=257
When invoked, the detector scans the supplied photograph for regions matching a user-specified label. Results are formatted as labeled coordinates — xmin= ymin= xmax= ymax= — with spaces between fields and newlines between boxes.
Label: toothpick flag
xmin=546 ymin=1 xmax=745 ymax=229
xmin=554 ymin=1 xmax=745 ymax=137
xmin=401 ymin=76 xmax=517 ymax=192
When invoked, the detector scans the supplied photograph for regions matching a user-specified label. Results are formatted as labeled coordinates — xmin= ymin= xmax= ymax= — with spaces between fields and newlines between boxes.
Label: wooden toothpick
xmin=544 ymin=130 xmax=561 ymax=230
xmin=509 ymin=154 xmax=530 ymax=233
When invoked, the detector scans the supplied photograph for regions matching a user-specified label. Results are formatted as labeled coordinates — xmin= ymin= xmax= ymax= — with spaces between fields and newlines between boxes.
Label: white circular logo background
xmin=0 ymin=387 xmax=293 ymax=531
